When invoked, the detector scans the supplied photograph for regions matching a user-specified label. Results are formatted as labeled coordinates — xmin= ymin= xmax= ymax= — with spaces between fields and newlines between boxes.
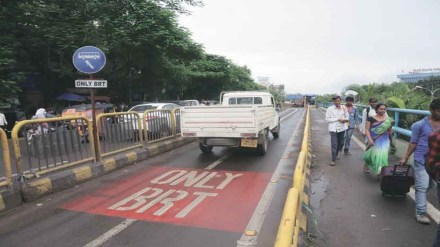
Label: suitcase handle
xmin=392 ymin=164 xmax=411 ymax=176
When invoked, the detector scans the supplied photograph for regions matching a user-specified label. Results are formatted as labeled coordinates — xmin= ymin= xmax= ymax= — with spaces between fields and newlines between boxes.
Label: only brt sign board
xmin=75 ymin=80 xmax=108 ymax=88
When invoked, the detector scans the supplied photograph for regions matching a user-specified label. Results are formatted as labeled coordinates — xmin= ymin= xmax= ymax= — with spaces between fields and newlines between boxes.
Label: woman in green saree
xmin=363 ymin=103 xmax=395 ymax=174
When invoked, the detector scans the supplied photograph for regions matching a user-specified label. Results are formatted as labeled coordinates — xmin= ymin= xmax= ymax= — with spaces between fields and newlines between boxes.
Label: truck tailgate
xmin=180 ymin=106 xmax=257 ymax=137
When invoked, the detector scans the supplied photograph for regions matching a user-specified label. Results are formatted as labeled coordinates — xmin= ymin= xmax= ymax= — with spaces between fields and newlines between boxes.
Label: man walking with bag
xmin=400 ymin=99 xmax=440 ymax=224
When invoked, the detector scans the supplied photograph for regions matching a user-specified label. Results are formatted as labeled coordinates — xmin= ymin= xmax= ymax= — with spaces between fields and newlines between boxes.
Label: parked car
xmin=125 ymin=103 xmax=179 ymax=139
xmin=128 ymin=103 xmax=179 ymax=112
xmin=167 ymin=100 xmax=199 ymax=107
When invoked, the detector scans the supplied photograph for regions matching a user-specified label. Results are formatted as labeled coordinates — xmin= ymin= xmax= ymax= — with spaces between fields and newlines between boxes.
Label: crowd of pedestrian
xmin=325 ymin=96 xmax=440 ymax=246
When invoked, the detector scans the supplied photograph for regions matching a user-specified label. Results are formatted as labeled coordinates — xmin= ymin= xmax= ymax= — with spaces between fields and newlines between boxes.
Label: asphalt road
xmin=0 ymin=108 xmax=304 ymax=247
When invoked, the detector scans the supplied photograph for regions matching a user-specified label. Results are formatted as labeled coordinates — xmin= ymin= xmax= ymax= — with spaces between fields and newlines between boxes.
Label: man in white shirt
xmin=0 ymin=111 xmax=7 ymax=132
xmin=325 ymin=96 xmax=349 ymax=166
xmin=359 ymin=98 xmax=378 ymax=136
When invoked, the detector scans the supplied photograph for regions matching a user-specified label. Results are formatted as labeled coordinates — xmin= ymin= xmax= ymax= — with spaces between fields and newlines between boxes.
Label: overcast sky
xmin=178 ymin=0 xmax=440 ymax=95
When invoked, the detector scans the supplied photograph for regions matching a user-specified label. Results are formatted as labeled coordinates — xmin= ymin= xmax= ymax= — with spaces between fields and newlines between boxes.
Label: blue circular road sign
xmin=72 ymin=46 xmax=106 ymax=74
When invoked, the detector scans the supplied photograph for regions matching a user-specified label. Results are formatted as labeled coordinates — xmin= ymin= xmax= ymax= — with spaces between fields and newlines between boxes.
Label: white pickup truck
xmin=180 ymin=91 xmax=280 ymax=155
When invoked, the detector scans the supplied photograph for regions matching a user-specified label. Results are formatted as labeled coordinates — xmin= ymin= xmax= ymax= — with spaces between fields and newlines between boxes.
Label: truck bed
xmin=180 ymin=105 xmax=275 ymax=138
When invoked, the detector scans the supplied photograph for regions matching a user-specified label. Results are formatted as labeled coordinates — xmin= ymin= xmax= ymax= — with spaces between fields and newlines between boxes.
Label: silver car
xmin=125 ymin=103 xmax=179 ymax=139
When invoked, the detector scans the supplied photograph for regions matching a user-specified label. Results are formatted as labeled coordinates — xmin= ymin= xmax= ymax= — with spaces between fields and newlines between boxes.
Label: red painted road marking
xmin=63 ymin=166 xmax=271 ymax=232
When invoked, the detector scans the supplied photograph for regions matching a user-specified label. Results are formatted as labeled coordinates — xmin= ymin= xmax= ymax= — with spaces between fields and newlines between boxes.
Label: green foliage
xmin=0 ymin=0 xmax=262 ymax=108
xmin=183 ymin=54 xmax=260 ymax=100
xmin=387 ymin=96 xmax=405 ymax=108
xmin=0 ymin=1 xmax=23 ymax=103
xmin=316 ymin=94 xmax=335 ymax=104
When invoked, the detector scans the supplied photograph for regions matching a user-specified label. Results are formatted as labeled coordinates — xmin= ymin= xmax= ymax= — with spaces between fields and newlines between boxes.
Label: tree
xmin=0 ymin=1 xmax=24 ymax=104
xmin=0 ymin=0 xmax=265 ymax=110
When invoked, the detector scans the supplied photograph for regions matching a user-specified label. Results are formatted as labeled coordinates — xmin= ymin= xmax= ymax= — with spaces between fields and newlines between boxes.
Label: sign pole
xmin=72 ymin=46 xmax=106 ymax=163
xmin=90 ymin=74 xmax=101 ymax=162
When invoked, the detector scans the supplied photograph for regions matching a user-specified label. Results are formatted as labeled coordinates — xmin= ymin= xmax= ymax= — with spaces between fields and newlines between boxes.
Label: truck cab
xmin=220 ymin=91 xmax=276 ymax=107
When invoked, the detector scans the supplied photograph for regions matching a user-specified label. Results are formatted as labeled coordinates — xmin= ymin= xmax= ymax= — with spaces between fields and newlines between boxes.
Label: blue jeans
xmin=414 ymin=160 xmax=430 ymax=216
xmin=344 ymin=128 xmax=354 ymax=152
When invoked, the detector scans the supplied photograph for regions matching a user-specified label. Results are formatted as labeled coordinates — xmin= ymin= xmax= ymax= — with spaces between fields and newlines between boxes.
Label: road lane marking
xmin=237 ymin=109 xmax=306 ymax=247
xmin=280 ymin=108 xmax=298 ymax=121
xmin=84 ymin=218 xmax=136 ymax=247
xmin=205 ymin=151 xmax=234 ymax=170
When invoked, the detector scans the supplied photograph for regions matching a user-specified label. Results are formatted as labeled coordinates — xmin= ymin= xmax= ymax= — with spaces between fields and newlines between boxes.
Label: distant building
xmin=269 ymin=84 xmax=285 ymax=93
xmin=257 ymin=76 xmax=271 ymax=88
xmin=285 ymin=93 xmax=316 ymax=106
xmin=397 ymin=68 xmax=440 ymax=83
xmin=286 ymin=94 xmax=303 ymax=101
xmin=257 ymin=76 xmax=285 ymax=96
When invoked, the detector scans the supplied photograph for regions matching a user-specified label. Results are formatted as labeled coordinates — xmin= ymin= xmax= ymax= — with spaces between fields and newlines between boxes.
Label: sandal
xmin=363 ymin=165 xmax=370 ymax=173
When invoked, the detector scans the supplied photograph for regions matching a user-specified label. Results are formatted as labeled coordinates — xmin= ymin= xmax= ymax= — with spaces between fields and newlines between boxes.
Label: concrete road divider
xmin=274 ymin=106 xmax=311 ymax=247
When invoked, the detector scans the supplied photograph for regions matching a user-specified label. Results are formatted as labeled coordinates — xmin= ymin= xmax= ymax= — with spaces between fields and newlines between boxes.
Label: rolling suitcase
xmin=380 ymin=165 xmax=414 ymax=197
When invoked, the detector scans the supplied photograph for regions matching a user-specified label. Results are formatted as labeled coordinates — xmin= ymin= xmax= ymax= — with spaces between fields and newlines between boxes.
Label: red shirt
xmin=427 ymin=130 xmax=440 ymax=167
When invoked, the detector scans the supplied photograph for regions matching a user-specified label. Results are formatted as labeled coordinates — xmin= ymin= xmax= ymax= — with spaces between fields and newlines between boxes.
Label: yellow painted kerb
xmin=103 ymin=158 xmax=117 ymax=172
xmin=29 ymin=178 xmax=52 ymax=195
xmin=126 ymin=152 xmax=137 ymax=162
xmin=0 ymin=194 xmax=5 ymax=211
xmin=148 ymin=146 xmax=160 ymax=156
xmin=73 ymin=166 xmax=92 ymax=182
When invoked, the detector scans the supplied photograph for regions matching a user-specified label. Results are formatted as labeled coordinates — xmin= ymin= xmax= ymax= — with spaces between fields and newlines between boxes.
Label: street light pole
xmin=432 ymin=88 xmax=440 ymax=101
xmin=414 ymin=86 xmax=440 ymax=101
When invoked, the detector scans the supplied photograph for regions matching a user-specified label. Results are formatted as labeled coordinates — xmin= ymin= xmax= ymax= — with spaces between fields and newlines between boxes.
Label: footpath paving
xmin=304 ymin=108 xmax=438 ymax=247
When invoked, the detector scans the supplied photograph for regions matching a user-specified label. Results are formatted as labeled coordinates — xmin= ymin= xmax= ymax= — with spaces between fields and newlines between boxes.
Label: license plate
xmin=241 ymin=138 xmax=257 ymax=148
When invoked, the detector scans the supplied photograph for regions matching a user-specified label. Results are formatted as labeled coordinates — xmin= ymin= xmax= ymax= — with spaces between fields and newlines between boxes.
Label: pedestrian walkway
xmin=304 ymin=108 xmax=437 ymax=247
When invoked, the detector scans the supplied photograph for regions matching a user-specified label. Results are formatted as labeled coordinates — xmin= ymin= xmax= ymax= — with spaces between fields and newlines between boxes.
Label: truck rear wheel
xmin=199 ymin=143 xmax=213 ymax=154
xmin=257 ymin=130 xmax=268 ymax=155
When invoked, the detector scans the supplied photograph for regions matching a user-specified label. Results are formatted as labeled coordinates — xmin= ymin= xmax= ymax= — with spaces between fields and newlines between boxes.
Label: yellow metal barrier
xmin=142 ymin=109 xmax=176 ymax=144
xmin=96 ymin=112 xmax=145 ymax=157
xmin=275 ymin=106 xmax=311 ymax=247
xmin=11 ymin=116 xmax=95 ymax=178
xmin=0 ymin=128 xmax=12 ymax=188
xmin=172 ymin=108 xmax=181 ymax=136
xmin=9 ymin=109 xmax=183 ymax=180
